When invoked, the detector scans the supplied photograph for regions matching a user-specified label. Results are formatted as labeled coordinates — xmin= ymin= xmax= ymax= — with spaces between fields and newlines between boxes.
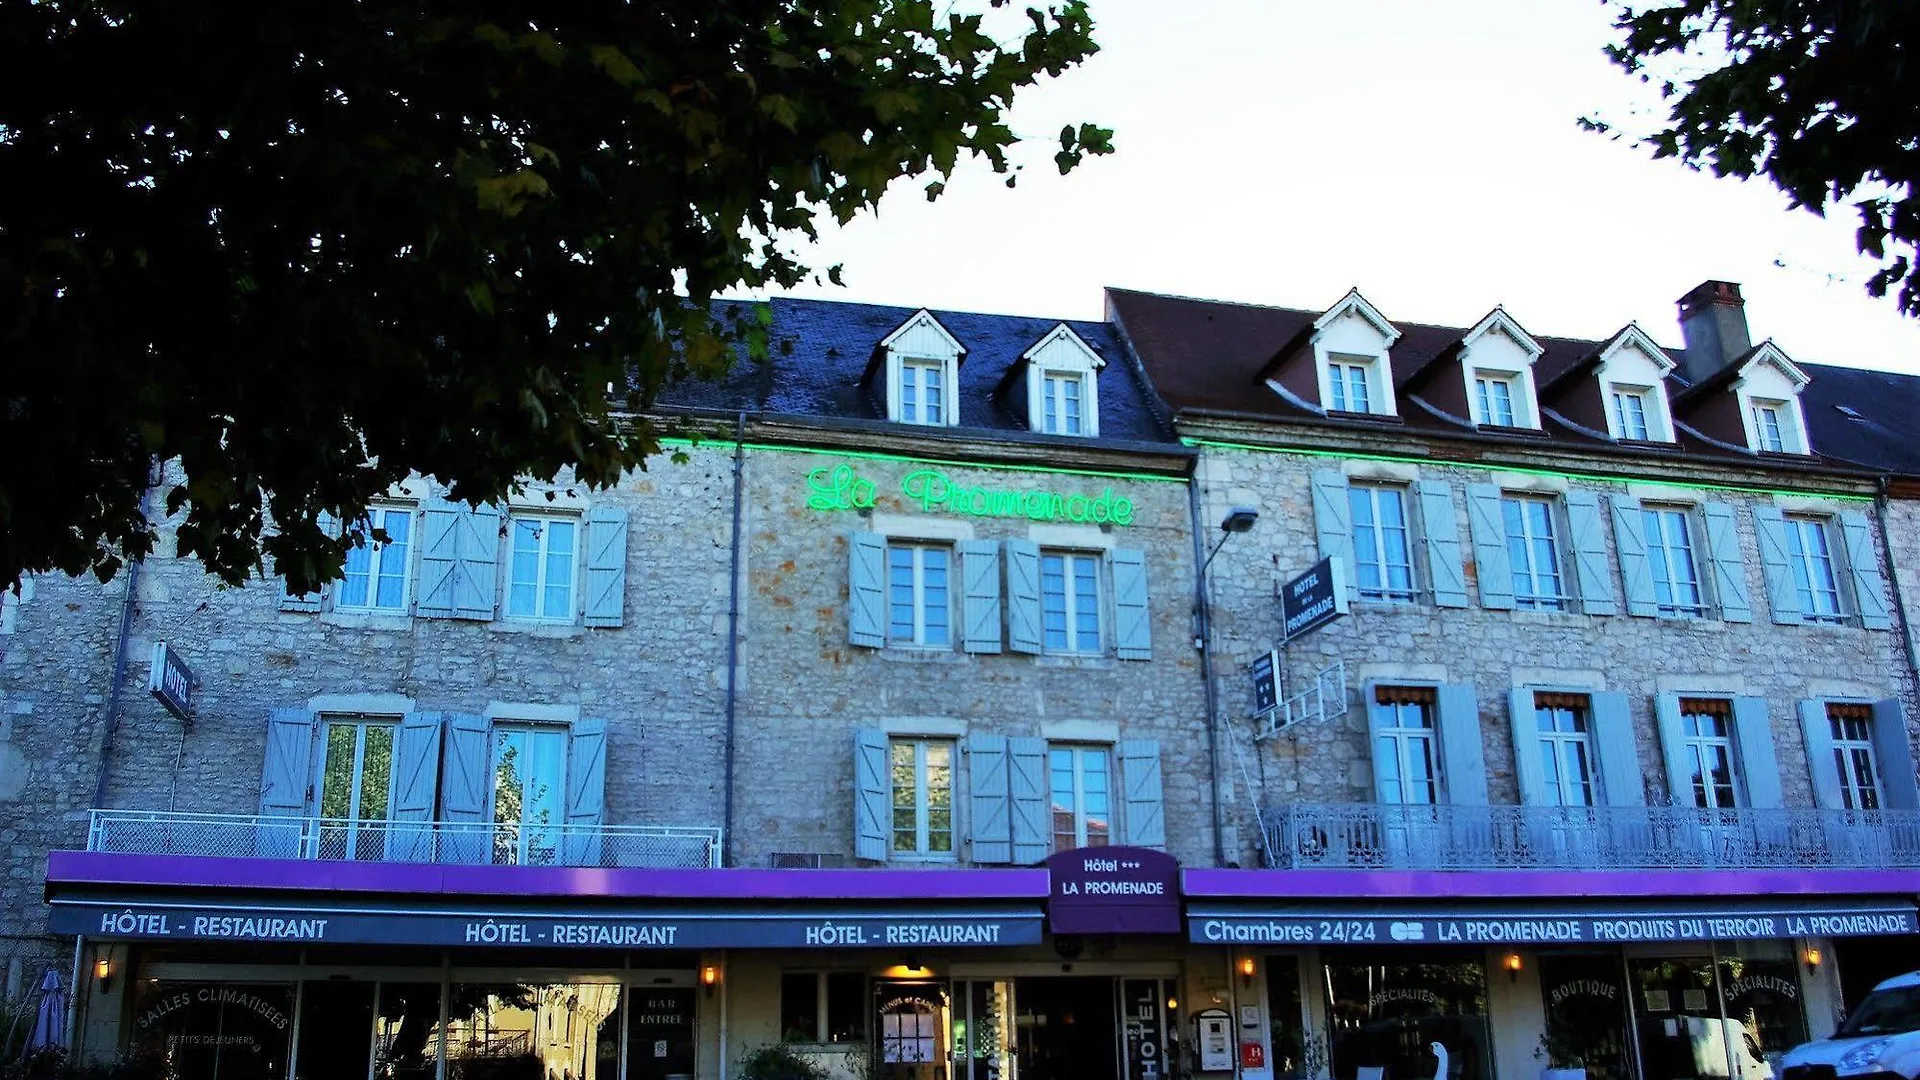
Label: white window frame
xmin=899 ymin=358 xmax=948 ymax=426
xmin=1048 ymin=744 xmax=1115 ymax=851
xmin=1502 ymin=494 xmax=1568 ymax=611
xmin=1611 ymin=386 xmax=1653 ymax=441
xmin=1678 ymin=704 xmax=1742 ymax=809
xmin=1473 ymin=373 xmax=1518 ymax=427
xmin=335 ymin=504 xmax=416 ymax=613
xmin=311 ymin=714 xmax=401 ymax=859
xmin=1349 ymin=484 xmax=1417 ymax=603
xmin=504 ymin=513 xmax=580 ymax=623
xmin=1784 ymin=515 xmax=1846 ymax=623
xmin=886 ymin=541 xmax=954 ymax=648
xmin=1040 ymin=370 xmax=1089 ymax=436
xmin=1642 ymin=505 xmax=1707 ymax=618
xmin=1534 ymin=698 xmax=1596 ymax=808
xmin=888 ymin=738 xmax=956 ymax=860
xmin=1373 ymin=697 xmax=1440 ymax=806
xmin=1828 ymin=707 xmax=1885 ymax=812
xmin=1040 ymin=550 xmax=1104 ymax=655
xmin=1326 ymin=356 xmax=1376 ymax=414
xmin=1751 ymin=402 xmax=1787 ymax=453
xmin=487 ymin=722 xmax=570 ymax=866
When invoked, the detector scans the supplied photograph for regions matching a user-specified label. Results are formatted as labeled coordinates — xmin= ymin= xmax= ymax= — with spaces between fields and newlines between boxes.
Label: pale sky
xmin=768 ymin=0 xmax=1920 ymax=372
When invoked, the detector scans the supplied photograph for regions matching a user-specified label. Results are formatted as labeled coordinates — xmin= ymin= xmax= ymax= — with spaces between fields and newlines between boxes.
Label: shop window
xmin=375 ymin=981 xmax=445 ymax=1080
xmin=890 ymin=738 xmax=955 ymax=859
xmin=443 ymin=982 xmax=621 ymax=1080
xmin=129 ymin=980 xmax=297 ymax=1080
xmin=1323 ymin=953 xmax=1492 ymax=1080
xmin=1537 ymin=955 xmax=1632 ymax=1080
xmin=314 ymin=716 xmax=397 ymax=860
xmin=491 ymin=725 xmax=568 ymax=865
xmin=781 ymin=972 xmax=868 ymax=1045
xmin=506 ymin=514 xmax=578 ymax=621
xmin=296 ymin=981 xmax=377 ymax=1080
xmin=1629 ymin=947 xmax=1806 ymax=1080
xmin=1264 ymin=956 xmax=1312 ymax=1079
xmin=1048 ymin=744 xmax=1113 ymax=851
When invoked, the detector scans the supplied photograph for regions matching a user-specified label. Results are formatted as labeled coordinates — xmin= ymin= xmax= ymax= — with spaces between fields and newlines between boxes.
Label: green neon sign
xmin=806 ymin=464 xmax=1137 ymax=526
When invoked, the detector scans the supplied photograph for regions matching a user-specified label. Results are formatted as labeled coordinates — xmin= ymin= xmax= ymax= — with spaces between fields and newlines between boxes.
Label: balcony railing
xmin=87 ymin=809 xmax=723 ymax=869
xmin=1260 ymin=802 xmax=1920 ymax=871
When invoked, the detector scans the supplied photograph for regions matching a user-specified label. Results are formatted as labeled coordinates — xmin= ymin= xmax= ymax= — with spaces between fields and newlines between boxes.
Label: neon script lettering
xmin=807 ymin=465 xmax=877 ymax=511
xmin=899 ymin=469 xmax=1135 ymax=526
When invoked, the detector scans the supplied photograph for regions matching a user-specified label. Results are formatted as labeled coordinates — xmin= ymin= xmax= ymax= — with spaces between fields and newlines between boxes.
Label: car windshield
xmin=1840 ymin=986 xmax=1920 ymax=1037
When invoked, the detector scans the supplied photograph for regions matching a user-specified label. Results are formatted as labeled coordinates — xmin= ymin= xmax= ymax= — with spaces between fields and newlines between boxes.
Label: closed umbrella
xmin=25 ymin=968 xmax=67 ymax=1053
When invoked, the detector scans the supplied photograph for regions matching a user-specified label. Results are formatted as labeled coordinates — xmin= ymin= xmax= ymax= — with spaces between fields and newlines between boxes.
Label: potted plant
xmin=1536 ymin=1030 xmax=1587 ymax=1080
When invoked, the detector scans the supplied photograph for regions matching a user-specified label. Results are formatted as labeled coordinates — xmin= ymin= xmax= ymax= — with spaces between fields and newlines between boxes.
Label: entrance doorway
xmin=1013 ymin=977 xmax=1118 ymax=1080
xmin=946 ymin=976 xmax=1175 ymax=1080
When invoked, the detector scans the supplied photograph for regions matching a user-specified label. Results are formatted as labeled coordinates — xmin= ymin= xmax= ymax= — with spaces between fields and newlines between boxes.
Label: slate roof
xmin=1800 ymin=362 xmax=1920 ymax=474
xmin=658 ymin=296 xmax=1176 ymax=446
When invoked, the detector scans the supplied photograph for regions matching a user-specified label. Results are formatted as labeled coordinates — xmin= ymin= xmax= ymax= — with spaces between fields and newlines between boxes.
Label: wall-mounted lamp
xmin=1238 ymin=957 xmax=1256 ymax=987
xmin=1166 ymin=994 xmax=1180 ymax=1012
xmin=93 ymin=954 xmax=113 ymax=993
xmin=1804 ymin=947 xmax=1823 ymax=973
xmin=701 ymin=964 xmax=720 ymax=997
xmin=1504 ymin=953 xmax=1523 ymax=983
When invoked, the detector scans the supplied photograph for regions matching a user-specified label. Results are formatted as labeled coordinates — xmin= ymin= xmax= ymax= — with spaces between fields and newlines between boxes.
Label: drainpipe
xmin=1188 ymin=466 xmax=1228 ymax=868
xmin=721 ymin=413 xmax=747 ymax=869
xmin=1873 ymin=478 xmax=1920 ymax=700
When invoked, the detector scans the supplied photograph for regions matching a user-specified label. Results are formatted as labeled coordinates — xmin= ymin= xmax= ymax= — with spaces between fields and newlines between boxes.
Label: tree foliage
xmin=1597 ymin=1 xmax=1920 ymax=313
xmin=0 ymin=0 xmax=1110 ymax=592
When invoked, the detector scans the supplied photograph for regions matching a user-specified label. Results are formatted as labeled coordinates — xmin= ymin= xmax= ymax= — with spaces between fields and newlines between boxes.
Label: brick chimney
xmin=1675 ymin=280 xmax=1753 ymax=385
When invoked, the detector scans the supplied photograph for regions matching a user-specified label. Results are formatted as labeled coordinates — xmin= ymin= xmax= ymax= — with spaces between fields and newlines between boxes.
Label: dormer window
xmin=1457 ymin=308 xmax=1543 ymax=430
xmin=1019 ymin=323 xmax=1104 ymax=437
xmin=1328 ymin=357 xmax=1375 ymax=413
xmin=1308 ymin=289 xmax=1400 ymax=418
xmin=1729 ymin=343 xmax=1812 ymax=454
xmin=1611 ymin=386 xmax=1653 ymax=440
xmin=1592 ymin=326 xmax=1678 ymax=443
xmin=877 ymin=309 xmax=965 ymax=428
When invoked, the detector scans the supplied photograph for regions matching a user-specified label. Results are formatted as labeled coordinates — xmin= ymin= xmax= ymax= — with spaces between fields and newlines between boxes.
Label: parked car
xmin=1781 ymin=971 xmax=1920 ymax=1079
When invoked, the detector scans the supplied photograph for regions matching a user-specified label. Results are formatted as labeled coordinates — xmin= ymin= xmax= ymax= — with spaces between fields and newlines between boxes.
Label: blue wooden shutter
xmin=1653 ymin=694 xmax=1692 ymax=806
xmin=1589 ymin=692 xmax=1644 ymax=807
xmin=1701 ymin=503 xmax=1752 ymax=623
xmin=1005 ymin=539 xmax=1043 ymax=655
xmin=1310 ymin=470 xmax=1353 ymax=583
xmin=416 ymin=502 xmax=462 ymax=618
xmin=1437 ymin=683 xmax=1488 ymax=805
xmin=1565 ymin=491 xmax=1617 ymax=616
xmin=848 ymin=532 xmax=886 ymax=648
xmin=1364 ymin=688 xmax=1397 ymax=802
xmin=438 ymin=713 xmax=490 ymax=863
xmin=386 ymin=712 xmax=443 ymax=863
xmin=1111 ymin=548 xmax=1151 ymax=660
xmin=1119 ymin=739 xmax=1166 ymax=850
xmin=1008 ymin=737 xmax=1049 ymax=863
xmin=257 ymin=708 xmax=315 ymax=858
xmin=583 ymin=507 xmax=629 ymax=628
xmin=1610 ymin=495 xmax=1657 ymax=618
xmin=1752 ymin=506 xmax=1801 ymax=625
xmin=1464 ymin=484 xmax=1514 ymax=610
xmin=1873 ymin=699 xmax=1920 ymax=810
xmin=959 ymin=540 xmax=1003 ymax=654
xmin=1508 ymin=688 xmax=1546 ymax=806
xmin=1840 ymin=511 xmax=1893 ymax=630
xmin=453 ymin=503 xmax=499 ymax=620
xmin=853 ymin=728 xmax=889 ymax=862
xmin=278 ymin=512 xmax=335 ymax=612
xmin=1799 ymin=700 xmax=1844 ymax=809
xmin=564 ymin=718 xmax=609 ymax=865
xmin=967 ymin=735 xmax=1011 ymax=864
xmin=1732 ymin=697 xmax=1783 ymax=809
xmin=1416 ymin=481 xmax=1468 ymax=608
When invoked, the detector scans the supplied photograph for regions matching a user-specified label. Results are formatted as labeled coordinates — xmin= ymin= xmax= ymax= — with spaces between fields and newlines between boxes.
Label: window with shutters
xmin=1040 ymin=551 xmax=1102 ymax=654
xmin=1040 ymin=371 xmax=1088 ymax=435
xmin=1828 ymin=702 xmax=1884 ymax=811
xmin=1327 ymin=357 xmax=1375 ymax=413
xmin=1373 ymin=687 xmax=1439 ymax=805
xmin=1501 ymin=495 xmax=1568 ymax=611
xmin=1349 ymin=485 xmax=1416 ymax=603
xmin=490 ymin=725 xmax=567 ymax=866
xmin=889 ymin=738 xmax=955 ymax=859
xmin=1784 ymin=515 xmax=1846 ymax=622
xmin=780 ymin=972 xmax=867 ymax=1045
xmin=506 ymin=514 xmax=578 ymax=622
xmin=337 ymin=505 xmax=415 ymax=612
xmin=1049 ymin=745 xmax=1113 ymax=851
xmin=313 ymin=715 xmax=397 ymax=860
xmin=887 ymin=542 xmax=953 ymax=648
xmin=1677 ymin=699 xmax=1741 ymax=808
xmin=1642 ymin=505 xmax=1706 ymax=618
xmin=899 ymin=359 xmax=947 ymax=426
xmin=1533 ymin=693 xmax=1595 ymax=807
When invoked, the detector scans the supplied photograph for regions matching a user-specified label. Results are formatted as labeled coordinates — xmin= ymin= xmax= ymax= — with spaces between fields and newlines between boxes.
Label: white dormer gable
xmin=1022 ymin=323 xmax=1105 ymax=437
xmin=1311 ymin=288 xmax=1401 ymax=417
xmin=1731 ymin=342 xmax=1813 ymax=454
xmin=880 ymin=309 xmax=965 ymax=427
xmin=1594 ymin=324 xmax=1678 ymax=443
xmin=1457 ymin=307 xmax=1543 ymax=430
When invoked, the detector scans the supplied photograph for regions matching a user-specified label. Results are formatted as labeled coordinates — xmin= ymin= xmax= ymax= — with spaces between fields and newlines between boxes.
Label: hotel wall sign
xmin=148 ymin=642 xmax=196 ymax=725
xmin=807 ymin=464 xmax=1136 ymax=526
xmin=1047 ymin=846 xmax=1182 ymax=935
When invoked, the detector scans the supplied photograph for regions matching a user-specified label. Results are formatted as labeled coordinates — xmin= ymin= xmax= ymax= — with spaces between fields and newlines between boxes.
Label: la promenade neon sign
xmin=806 ymin=464 xmax=1137 ymax=527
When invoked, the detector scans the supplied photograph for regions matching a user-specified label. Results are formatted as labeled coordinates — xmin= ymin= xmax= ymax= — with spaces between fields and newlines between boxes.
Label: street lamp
xmin=1194 ymin=504 xmax=1259 ymax=867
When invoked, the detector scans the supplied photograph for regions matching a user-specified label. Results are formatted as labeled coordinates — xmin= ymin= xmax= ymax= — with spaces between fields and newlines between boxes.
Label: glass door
xmin=490 ymin=726 xmax=566 ymax=865
xmin=1118 ymin=978 xmax=1174 ymax=1080
xmin=874 ymin=982 xmax=949 ymax=1080
xmin=953 ymin=980 xmax=1015 ymax=1080
xmin=314 ymin=717 xmax=397 ymax=860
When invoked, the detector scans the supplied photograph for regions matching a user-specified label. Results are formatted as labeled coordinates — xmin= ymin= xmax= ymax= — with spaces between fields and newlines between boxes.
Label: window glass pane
xmin=374 ymin=981 xmax=442 ymax=1080
xmin=445 ymin=983 xmax=621 ymax=1080
xmin=341 ymin=531 xmax=374 ymax=608
xmin=375 ymin=511 xmax=411 ymax=609
xmin=780 ymin=974 xmax=821 ymax=1043
xmin=1041 ymin=554 xmax=1067 ymax=649
xmin=1073 ymin=556 xmax=1100 ymax=649
xmin=360 ymin=724 xmax=394 ymax=822
xmin=1050 ymin=748 xmax=1076 ymax=850
xmin=1325 ymin=957 xmax=1491 ymax=1080
xmin=891 ymin=742 xmax=917 ymax=853
xmin=544 ymin=520 xmax=575 ymax=617
xmin=321 ymin=723 xmax=358 ymax=820
xmin=1063 ymin=376 xmax=1082 ymax=433
xmin=927 ymin=743 xmax=953 ymax=853
xmin=130 ymin=980 xmax=297 ymax=1080
xmin=922 ymin=548 xmax=949 ymax=645
xmin=1043 ymin=375 xmax=1060 ymax=433
xmin=825 ymin=973 xmax=868 ymax=1044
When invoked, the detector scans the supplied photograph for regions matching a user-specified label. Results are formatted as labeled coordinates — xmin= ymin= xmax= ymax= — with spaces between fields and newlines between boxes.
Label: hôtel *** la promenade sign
xmin=806 ymin=464 xmax=1137 ymax=527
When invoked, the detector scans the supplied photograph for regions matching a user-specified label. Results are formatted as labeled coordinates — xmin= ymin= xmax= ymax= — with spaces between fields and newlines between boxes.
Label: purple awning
xmin=1182 ymin=866 xmax=1920 ymax=899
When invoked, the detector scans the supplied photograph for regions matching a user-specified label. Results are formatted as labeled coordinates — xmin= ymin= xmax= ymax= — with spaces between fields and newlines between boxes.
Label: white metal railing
xmin=1260 ymin=802 xmax=1920 ymax=871
xmin=87 ymin=809 xmax=722 ymax=868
